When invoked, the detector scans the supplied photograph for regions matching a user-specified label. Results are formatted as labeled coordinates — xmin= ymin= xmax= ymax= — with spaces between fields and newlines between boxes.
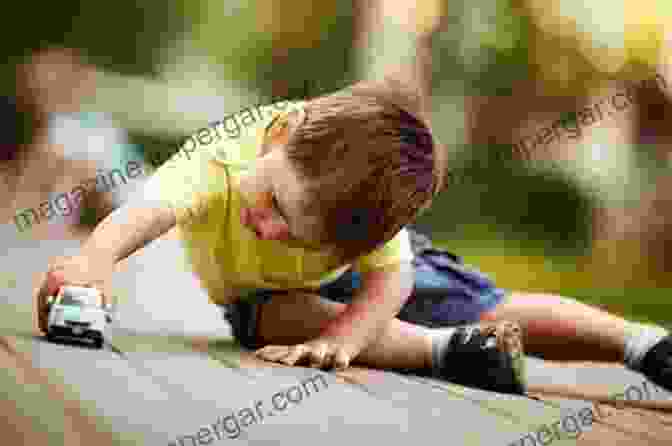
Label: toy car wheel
xmin=45 ymin=331 xmax=57 ymax=343
xmin=93 ymin=336 xmax=104 ymax=349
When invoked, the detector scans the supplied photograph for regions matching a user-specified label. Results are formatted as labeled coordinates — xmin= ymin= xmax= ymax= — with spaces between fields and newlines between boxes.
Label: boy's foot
xmin=638 ymin=334 xmax=672 ymax=393
xmin=433 ymin=321 xmax=527 ymax=396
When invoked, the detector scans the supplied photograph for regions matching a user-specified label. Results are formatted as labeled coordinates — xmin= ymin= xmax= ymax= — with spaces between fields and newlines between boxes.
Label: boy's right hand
xmin=35 ymin=255 xmax=115 ymax=334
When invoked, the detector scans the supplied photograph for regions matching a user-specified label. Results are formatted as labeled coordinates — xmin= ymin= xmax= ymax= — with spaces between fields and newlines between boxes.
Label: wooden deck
xmin=1 ymin=235 xmax=671 ymax=445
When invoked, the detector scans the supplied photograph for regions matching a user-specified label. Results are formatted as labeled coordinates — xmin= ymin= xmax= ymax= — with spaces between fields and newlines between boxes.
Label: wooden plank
xmin=0 ymin=335 xmax=118 ymax=446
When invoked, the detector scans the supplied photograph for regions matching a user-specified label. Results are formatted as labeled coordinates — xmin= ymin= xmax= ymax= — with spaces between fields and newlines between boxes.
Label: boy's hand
xmin=35 ymin=254 xmax=115 ymax=333
xmin=254 ymin=336 xmax=362 ymax=371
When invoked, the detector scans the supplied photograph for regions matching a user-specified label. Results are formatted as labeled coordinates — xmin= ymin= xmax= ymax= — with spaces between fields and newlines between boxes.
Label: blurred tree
xmin=426 ymin=0 xmax=672 ymax=287
xmin=418 ymin=0 xmax=599 ymax=255
xmin=192 ymin=0 xmax=356 ymax=99
xmin=1 ymin=0 xmax=197 ymax=93
xmin=591 ymin=40 xmax=672 ymax=286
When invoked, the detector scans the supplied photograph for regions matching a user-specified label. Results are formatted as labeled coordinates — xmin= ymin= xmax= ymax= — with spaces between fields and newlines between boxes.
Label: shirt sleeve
xmin=353 ymin=228 xmax=413 ymax=273
xmin=140 ymin=137 xmax=229 ymax=226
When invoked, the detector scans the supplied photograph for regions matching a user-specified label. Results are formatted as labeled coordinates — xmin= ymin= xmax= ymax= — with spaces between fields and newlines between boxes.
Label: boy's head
xmin=237 ymin=80 xmax=442 ymax=261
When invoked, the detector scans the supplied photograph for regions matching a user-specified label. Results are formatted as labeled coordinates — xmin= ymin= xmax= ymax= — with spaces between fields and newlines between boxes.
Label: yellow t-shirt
xmin=146 ymin=100 xmax=413 ymax=304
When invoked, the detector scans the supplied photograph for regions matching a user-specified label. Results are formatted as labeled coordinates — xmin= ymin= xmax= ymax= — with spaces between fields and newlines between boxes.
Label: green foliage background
xmin=6 ymin=0 xmax=670 ymax=325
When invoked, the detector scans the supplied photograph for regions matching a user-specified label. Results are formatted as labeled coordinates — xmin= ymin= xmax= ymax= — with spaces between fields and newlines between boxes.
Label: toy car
xmin=45 ymin=285 xmax=112 ymax=349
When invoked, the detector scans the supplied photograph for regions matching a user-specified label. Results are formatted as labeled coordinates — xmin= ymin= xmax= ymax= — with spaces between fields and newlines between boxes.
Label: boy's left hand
xmin=254 ymin=336 xmax=362 ymax=371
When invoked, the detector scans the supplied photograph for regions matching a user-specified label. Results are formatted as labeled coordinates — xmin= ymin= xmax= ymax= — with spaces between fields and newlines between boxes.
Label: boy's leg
xmin=481 ymin=292 xmax=668 ymax=363
xmin=481 ymin=291 xmax=672 ymax=393
xmin=481 ymin=292 xmax=628 ymax=362
xmin=254 ymin=291 xmax=527 ymax=395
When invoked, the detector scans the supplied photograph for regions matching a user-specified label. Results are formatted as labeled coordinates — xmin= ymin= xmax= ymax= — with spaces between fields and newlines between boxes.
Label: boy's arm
xmin=318 ymin=260 xmax=414 ymax=355
xmin=321 ymin=228 xmax=415 ymax=352
xmin=255 ymin=229 xmax=415 ymax=370
xmin=79 ymin=191 xmax=176 ymax=264
xmin=35 ymin=186 xmax=177 ymax=333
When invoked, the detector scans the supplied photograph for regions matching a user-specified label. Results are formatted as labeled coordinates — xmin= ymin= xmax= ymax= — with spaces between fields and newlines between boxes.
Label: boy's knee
xmin=479 ymin=310 xmax=500 ymax=322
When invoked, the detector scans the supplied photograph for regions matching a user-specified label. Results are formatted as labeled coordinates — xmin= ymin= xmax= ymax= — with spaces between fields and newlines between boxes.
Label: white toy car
xmin=45 ymin=285 xmax=112 ymax=349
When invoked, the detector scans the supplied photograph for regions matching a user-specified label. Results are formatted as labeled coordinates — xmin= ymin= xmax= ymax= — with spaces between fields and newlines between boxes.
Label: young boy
xmin=35 ymin=79 xmax=528 ymax=396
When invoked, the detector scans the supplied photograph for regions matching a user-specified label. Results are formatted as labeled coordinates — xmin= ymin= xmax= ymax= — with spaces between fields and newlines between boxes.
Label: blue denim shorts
xmin=221 ymin=242 xmax=507 ymax=350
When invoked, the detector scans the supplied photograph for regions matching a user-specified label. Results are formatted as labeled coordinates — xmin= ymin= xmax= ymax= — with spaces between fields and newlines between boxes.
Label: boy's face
xmin=236 ymin=110 xmax=323 ymax=249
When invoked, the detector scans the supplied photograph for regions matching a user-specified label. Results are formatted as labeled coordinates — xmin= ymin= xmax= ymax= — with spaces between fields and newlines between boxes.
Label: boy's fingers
xmin=38 ymin=270 xmax=63 ymax=301
xmin=255 ymin=343 xmax=349 ymax=369
xmin=280 ymin=345 xmax=308 ymax=366
xmin=99 ymin=290 xmax=112 ymax=307
xmin=308 ymin=343 xmax=328 ymax=368
xmin=255 ymin=345 xmax=290 ymax=362
xmin=333 ymin=350 xmax=350 ymax=371
xmin=35 ymin=272 xmax=59 ymax=333
xmin=35 ymin=289 xmax=48 ymax=333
